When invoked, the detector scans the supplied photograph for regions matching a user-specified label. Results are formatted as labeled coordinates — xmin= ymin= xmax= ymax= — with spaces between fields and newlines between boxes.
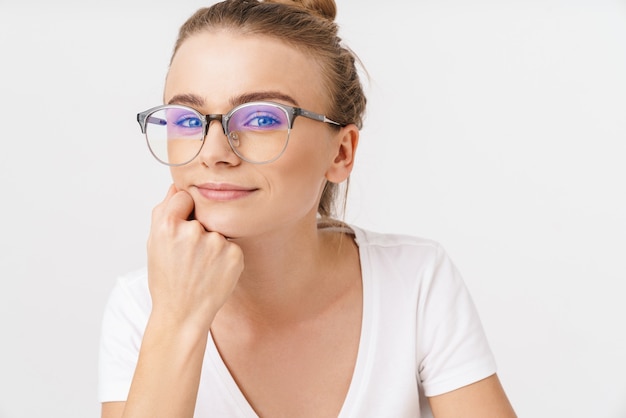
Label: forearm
xmin=115 ymin=185 xmax=243 ymax=418
xmin=121 ymin=316 xmax=210 ymax=418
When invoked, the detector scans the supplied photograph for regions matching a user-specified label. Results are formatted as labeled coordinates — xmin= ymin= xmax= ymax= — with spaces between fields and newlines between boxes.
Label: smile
xmin=194 ymin=183 xmax=258 ymax=201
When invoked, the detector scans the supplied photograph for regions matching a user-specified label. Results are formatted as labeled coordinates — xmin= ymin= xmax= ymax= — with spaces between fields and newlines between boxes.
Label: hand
xmin=146 ymin=184 xmax=244 ymax=331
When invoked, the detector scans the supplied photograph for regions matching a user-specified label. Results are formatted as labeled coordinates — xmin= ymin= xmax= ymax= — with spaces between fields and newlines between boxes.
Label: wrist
xmin=145 ymin=308 xmax=215 ymax=346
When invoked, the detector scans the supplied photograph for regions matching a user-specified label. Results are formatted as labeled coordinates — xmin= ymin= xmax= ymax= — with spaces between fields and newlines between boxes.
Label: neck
xmin=222 ymin=221 xmax=355 ymax=325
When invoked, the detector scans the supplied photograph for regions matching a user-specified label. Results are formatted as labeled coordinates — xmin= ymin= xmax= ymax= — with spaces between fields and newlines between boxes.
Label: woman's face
xmin=164 ymin=30 xmax=347 ymax=239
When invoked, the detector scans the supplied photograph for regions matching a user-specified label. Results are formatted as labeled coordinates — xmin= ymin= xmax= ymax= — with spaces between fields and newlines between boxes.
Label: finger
xmin=166 ymin=189 xmax=196 ymax=221
xmin=164 ymin=183 xmax=178 ymax=201
xmin=152 ymin=184 xmax=181 ymax=219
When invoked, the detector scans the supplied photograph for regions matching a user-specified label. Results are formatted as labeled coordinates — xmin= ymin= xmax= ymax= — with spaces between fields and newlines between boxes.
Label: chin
xmin=192 ymin=212 xmax=243 ymax=238
xmin=196 ymin=218 xmax=233 ymax=237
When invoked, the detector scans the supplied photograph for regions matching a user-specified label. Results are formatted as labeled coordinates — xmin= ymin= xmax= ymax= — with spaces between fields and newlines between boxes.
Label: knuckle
xmin=151 ymin=204 xmax=163 ymax=220
xmin=226 ymin=243 xmax=244 ymax=267
xmin=204 ymin=231 xmax=225 ymax=245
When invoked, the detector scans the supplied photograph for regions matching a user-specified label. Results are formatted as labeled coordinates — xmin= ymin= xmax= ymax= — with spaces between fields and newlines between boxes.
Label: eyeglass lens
xmin=144 ymin=103 xmax=291 ymax=165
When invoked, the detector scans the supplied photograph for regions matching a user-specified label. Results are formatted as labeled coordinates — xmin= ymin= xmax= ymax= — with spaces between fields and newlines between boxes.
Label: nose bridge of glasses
xmin=205 ymin=114 xmax=228 ymax=136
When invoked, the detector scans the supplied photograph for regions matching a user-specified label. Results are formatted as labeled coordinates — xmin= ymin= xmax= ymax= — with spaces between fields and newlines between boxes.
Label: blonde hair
xmin=171 ymin=0 xmax=367 ymax=219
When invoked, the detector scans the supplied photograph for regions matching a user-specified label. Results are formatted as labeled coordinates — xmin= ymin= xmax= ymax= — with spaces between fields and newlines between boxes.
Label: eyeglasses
xmin=137 ymin=101 xmax=342 ymax=166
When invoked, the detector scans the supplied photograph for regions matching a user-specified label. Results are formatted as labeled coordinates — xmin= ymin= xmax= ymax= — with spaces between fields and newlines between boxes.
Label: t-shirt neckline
xmin=202 ymin=225 xmax=374 ymax=417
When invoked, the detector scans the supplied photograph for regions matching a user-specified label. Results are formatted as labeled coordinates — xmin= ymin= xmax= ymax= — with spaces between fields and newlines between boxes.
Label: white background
xmin=1 ymin=1 xmax=625 ymax=417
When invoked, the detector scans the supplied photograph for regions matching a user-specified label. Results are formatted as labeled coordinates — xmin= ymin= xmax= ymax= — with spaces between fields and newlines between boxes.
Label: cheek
xmin=169 ymin=167 xmax=184 ymax=188
xmin=273 ymin=139 xmax=331 ymax=198
xmin=168 ymin=166 xmax=197 ymax=196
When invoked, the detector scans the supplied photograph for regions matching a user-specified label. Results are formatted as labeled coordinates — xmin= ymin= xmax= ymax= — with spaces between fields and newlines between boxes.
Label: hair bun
xmin=265 ymin=0 xmax=337 ymax=21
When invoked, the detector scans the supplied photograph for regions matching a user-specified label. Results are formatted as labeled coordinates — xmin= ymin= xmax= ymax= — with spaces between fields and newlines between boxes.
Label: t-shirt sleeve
xmin=416 ymin=244 xmax=497 ymax=397
xmin=98 ymin=273 xmax=150 ymax=402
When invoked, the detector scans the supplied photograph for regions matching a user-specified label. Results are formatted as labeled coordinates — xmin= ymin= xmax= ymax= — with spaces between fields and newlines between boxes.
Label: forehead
xmin=165 ymin=30 xmax=328 ymax=111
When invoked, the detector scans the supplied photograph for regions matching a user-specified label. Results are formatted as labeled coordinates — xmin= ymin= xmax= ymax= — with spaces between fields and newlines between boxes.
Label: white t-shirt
xmin=98 ymin=225 xmax=497 ymax=417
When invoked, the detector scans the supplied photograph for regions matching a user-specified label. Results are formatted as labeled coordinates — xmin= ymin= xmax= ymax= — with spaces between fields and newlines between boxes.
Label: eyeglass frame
xmin=136 ymin=101 xmax=343 ymax=166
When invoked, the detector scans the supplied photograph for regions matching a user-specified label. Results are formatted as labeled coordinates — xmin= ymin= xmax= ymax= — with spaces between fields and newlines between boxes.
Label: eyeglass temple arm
xmin=296 ymin=108 xmax=342 ymax=126
xmin=137 ymin=112 xmax=167 ymax=134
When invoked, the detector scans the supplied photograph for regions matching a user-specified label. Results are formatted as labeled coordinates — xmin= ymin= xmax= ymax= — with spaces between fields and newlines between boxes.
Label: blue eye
xmin=245 ymin=113 xmax=281 ymax=129
xmin=231 ymin=106 xmax=287 ymax=132
xmin=175 ymin=115 xmax=203 ymax=128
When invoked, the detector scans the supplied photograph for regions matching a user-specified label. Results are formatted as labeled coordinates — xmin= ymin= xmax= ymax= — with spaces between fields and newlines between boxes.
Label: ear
xmin=325 ymin=124 xmax=359 ymax=183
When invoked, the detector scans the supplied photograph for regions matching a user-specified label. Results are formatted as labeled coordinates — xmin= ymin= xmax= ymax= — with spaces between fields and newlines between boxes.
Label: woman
xmin=98 ymin=0 xmax=517 ymax=416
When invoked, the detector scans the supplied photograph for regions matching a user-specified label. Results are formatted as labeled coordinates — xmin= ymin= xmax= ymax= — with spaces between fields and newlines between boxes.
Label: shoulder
xmin=350 ymin=224 xmax=470 ymax=304
xmin=351 ymin=224 xmax=441 ymax=251
xmin=103 ymin=267 xmax=151 ymax=320
xmin=117 ymin=267 xmax=149 ymax=289
xmin=351 ymin=224 xmax=446 ymax=274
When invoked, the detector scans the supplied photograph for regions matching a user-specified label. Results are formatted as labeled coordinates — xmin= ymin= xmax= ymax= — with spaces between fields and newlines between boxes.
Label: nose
xmin=197 ymin=119 xmax=240 ymax=167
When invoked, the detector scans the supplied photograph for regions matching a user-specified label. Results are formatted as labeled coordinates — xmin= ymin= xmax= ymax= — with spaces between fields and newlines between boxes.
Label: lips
xmin=194 ymin=182 xmax=258 ymax=201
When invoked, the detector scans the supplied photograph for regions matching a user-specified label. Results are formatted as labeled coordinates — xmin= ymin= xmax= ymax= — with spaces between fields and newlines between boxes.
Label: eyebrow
xmin=166 ymin=91 xmax=300 ymax=110
xmin=167 ymin=93 xmax=205 ymax=107
xmin=230 ymin=91 xmax=299 ymax=108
